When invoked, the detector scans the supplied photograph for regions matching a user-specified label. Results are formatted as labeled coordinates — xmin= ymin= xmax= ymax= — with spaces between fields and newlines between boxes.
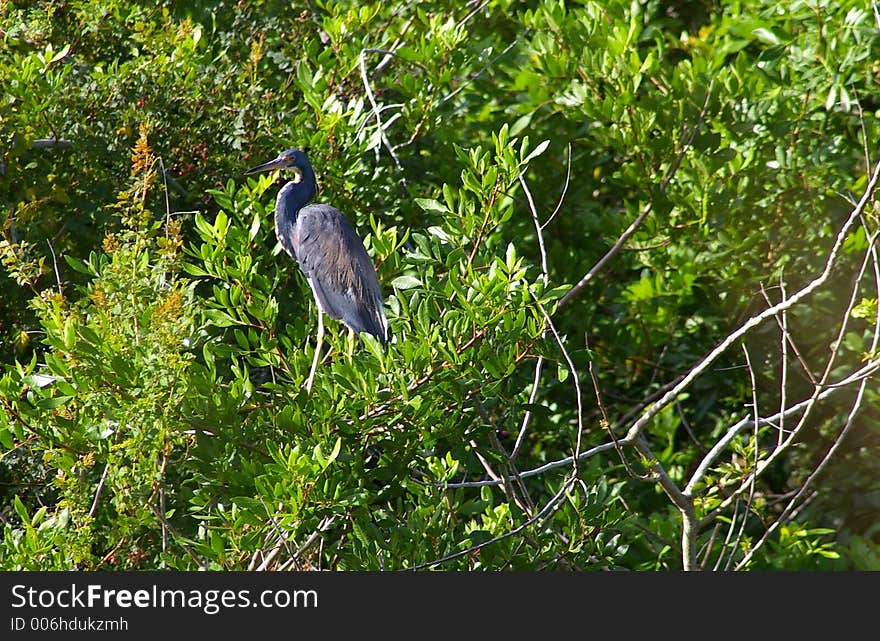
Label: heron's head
xmin=245 ymin=148 xmax=310 ymax=183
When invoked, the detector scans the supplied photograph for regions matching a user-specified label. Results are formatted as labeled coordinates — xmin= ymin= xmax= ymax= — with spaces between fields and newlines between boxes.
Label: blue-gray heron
xmin=245 ymin=149 xmax=389 ymax=391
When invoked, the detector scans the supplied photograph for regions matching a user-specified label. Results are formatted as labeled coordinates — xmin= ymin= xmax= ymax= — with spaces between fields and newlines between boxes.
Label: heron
xmin=245 ymin=148 xmax=389 ymax=392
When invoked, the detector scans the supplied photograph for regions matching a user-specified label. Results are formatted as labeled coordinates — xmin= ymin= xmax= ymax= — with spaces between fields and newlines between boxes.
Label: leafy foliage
xmin=2 ymin=0 xmax=880 ymax=570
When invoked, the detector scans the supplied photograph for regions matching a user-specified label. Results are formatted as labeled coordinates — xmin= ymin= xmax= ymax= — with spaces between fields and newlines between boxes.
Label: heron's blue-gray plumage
xmin=289 ymin=204 xmax=389 ymax=341
xmin=259 ymin=149 xmax=389 ymax=344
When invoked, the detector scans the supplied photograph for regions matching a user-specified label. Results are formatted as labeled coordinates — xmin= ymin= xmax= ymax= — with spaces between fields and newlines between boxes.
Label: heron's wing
xmin=294 ymin=205 xmax=389 ymax=342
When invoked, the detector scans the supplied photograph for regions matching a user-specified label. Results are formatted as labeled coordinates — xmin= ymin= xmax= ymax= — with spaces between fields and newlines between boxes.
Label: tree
xmin=2 ymin=0 xmax=879 ymax=570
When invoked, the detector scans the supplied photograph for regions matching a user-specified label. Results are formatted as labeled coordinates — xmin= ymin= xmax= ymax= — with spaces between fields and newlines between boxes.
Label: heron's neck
xmin=274 ymin=173 xmax=316 ymax=259
xmin=276 ymin=174 xmax=316 ymax=217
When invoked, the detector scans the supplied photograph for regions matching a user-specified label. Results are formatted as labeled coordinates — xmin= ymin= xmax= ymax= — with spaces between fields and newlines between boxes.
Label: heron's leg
xmin=306 ymin=312 xmax=324 ymax=393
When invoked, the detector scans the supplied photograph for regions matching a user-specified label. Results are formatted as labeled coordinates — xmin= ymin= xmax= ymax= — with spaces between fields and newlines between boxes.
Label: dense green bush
xmin=2 ymin=0 xmax=879 ymax=570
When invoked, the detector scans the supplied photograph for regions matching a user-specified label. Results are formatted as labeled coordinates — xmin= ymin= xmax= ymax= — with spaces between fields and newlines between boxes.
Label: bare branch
xmin=88 ymin=463 xmax=110 ymax=519
xmin=685 ymin=358 xmax=880 ymax=499
xmin=624 ymin=157 xmax=880 ymax=448
xmin=45 ymin=238 xmax=63 ymax=297
xmin=630 ymin=434 xmax=697 ymax=570
xmin=542 ymin=142 xmax=572 ymax=230
xmin=536 ymin=299 xmax=585 ymax=479
xmin=721 ymin=343 xmax=761 ymax=570
xmin=511 ymin=168 xmax=553 ymax=461
xmin=359 ymin=49 xmax=405 ymax=175
xmin=586 ymin=332 xmax=645 ymax=479
xmin=440 ymin=37 xmax=523 ymax=106
xmin=512 ymin=356 xmax=543 ymax=461
xmin=519 ymin=174 xmax=548 ymax=279
xmin=559 ymin=80 xmax=714 ymax=309
xmin=735 ymin=218 xmax=880 ymax=568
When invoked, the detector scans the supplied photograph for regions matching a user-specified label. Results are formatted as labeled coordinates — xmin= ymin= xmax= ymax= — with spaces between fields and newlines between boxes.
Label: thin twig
xmin=412 ymin=470 xmax=575 ymax=569
xmin=685 ymin=358 xmax=879 ymax=500
xmin=735 ymin=217 xmax=880 ymax=569
xmin=559 ymin=80 xmax=714 ymax=309
xmin=676 ymin=401 xmax=706 ymax=452
xmin=542 ymin=142 xmax=572 ymax=230
xmin=624 ymin=157 xmax=880 ymax=450
xmin=359 ymin=49 xmax=405 ymax=174
xmin=536 ymin=298 xmax=584 ymax=479
xmin=712 ymin=499 xmax=741 ymax=571
xmin=88 ymin=463 xmax=110 ymax=518
xmin=45 ymin=238 xmax=63 ymax=297
xmin=512 ymin=170 xmax=550 ymax=461
xmin=586 ymin=332 xmax=645 ymax=479
xmin=519 ymin=174 xmax=548 ymax=278
xmin=722 ymin=344 xmax=761 ymax=570
xmin=758 ymin=282 xmax=817 ymax=386
xmin=512 ymin=357 xmax=543 ymax=461
xmin=147 ymin=503 xmax=205 ymax=568
xmin=440 ymin=36 xmax=523 ymax=106
xmin=460 ymin=0 xmax=490 ymax=26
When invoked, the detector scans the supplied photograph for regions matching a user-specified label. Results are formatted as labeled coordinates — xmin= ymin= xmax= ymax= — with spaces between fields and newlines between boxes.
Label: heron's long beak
xmin=244 ymin=155 xmax=290 ymax=175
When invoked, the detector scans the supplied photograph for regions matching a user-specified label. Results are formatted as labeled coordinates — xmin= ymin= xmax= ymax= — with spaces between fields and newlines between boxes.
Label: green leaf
xmin=62 ymin=318 xmax=75 ymax=350
xmin=392 ymin=275 xmax=421 ymax=289
xmin=557 ymin=364 xmax=569 ymax=383
xmin=326 ymin=437 xmax=341 ymax=467
xmin=13 ymin=495 xmax=29 ymax=526
xmin=249 ymin=210 xmax=261 ymax=242
xmin=510 ymin=114 xmax=532 ymax=137
xmin=36 ymin=395 xmax=72 ymax=410
xmin=414 ymin=198 xmax=448 ymax=213
xmin=50 ymin=43 xmax=71 ymax=63
xmin=63 ymin=255 xmax=94 ymax=275
xmin=522 ymin=139 xmax=550 ymax=164
xmin=751 ymin=27 xmax=780 ymax=45
xmin=825 ymin=85 xmax=837 ymax=111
